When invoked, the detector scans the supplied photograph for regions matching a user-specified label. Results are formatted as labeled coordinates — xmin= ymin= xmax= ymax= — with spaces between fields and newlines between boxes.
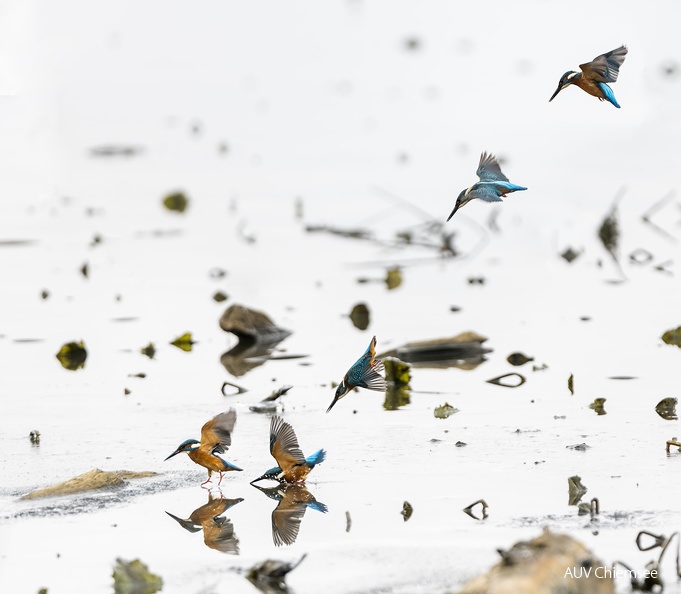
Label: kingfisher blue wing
xmin=476 ymin=152 xmax=509 ymax=183
xmin=200 ymin=409 xmax=236 ymax=454
xmin=270 ymin=416 xmax=306 ymax=476
xmin=469 ymin=183 xmax=504 ymax=203
xmin=580 ymin=46 xmax=627 ymax=83
xmin=346 ymin=335 xmax=387 ymax=391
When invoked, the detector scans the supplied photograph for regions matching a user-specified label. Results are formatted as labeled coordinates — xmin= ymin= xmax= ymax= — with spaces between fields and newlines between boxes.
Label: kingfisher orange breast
xmin=189 ymin=449 xmax=228 ymax=472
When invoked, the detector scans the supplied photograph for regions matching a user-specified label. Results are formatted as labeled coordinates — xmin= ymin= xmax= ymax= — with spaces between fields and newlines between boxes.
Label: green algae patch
xmin=434 ymin=402 xmax=459 ymax=419
xmin=349 ymin=302 xmax=370 ymax=330
xmin=385 ymin=267 xmax=402 ymax=290
xmin=383 ymin=357 xmax=411 ymax=385
xmin=662 ymin=327 xmax=681 ymax=348
xmin=401 ymin=501 xmax=413 ymax=522
xmin=56 ymin=341 xmax=87 ymax=370
xmin=162 ymin=191 xmax=188 ymax=213
xmin=656 ymin=397 xmax=678 ymax=420
xmin=22 ymin=469 xmax=158 ymax=500
xmin=589 ymin=398 xmax=607 ymax=415
xmin=113 ymin=558 xmax=163 ymax=594
xmin=170 ymin=332 xmax=195 ymax=352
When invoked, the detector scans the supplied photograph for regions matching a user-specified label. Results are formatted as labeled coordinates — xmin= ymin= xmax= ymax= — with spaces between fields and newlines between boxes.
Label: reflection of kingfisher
xmin=252 ymin=483 xmax=328 ymax=546
xmin=251 ymin=416 xmax=326 ymax=484
xmin=447 ymin=153 xmax=527 ymax=220
xmin=166 ymin=493 xmax=243 ymax=554
xmin=327 ymin=336 xmax=386 ymax=413
xmin=549 ymin=46 xmax=627 ymax=108
xmin=165 ymin=409 xmax=242 ymax=485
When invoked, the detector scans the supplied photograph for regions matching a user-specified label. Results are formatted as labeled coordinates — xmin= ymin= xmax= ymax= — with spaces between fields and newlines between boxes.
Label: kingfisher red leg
xmin=218 ymin=471 xmax=224 ymax=485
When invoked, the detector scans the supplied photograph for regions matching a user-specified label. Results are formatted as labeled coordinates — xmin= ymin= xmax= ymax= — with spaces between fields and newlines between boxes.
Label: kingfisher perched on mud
xmin=549 ymin=45 xmax=628 ymax=108
xmin=327 ymin=335 xmax=386 ymax=413
xmin=446 ymin=152 xmax=527 ymax=220
xmin=250 ymin=416 xmax=326 ymax=484
xmin=165 ymin=409 xmax=242 ymax=485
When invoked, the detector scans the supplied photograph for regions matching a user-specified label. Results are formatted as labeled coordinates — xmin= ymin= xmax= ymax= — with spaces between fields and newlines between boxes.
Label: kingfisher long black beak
xmin=164 ymin=449 xmax=181 ymax=461
xmin=326 ymin=395 xmax=341 ymax=413
xmin=165 ymin=511 xmax=202 ymax=533
xmin=446 ymin=202 xmax=461 ymax=222
xmin=549 ymin=85 xmax=563 ymax=102
xmin=250 ymin=474 xmax=267 ymax=484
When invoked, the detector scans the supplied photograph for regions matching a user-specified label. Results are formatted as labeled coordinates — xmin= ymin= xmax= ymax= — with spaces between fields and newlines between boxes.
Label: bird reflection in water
xmin=165 ymin=491 xmax=244 ymax=554
xmin=252 ymin=483 xmax=328 ymax=546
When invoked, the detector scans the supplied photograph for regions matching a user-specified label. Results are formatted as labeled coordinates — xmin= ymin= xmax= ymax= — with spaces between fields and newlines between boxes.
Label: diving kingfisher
xmin=250 ymin=416 xmax=326 ymax=484
xmin=446 ymin=152 xmax=527 ymax=220
xmin=327 ymin=335 xmax=387 ymax=412
xmin=165 ymin=409 xmax=242 ymax=485
xmin=549 ymin=45 xmax=628 ymax=108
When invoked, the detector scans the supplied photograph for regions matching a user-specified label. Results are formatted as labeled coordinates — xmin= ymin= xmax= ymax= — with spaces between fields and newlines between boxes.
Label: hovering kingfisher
xmin=165 ymin=409 xmax=242 ymax=485
xmin=327 ymin=335 xmax=386 ymax=412
xmin=549 ymin=45 xmax=628 ymax=108
xmin=447 ymin=152 xmax=527 ymax=220
xmin=251 ymin=416 xmax=326 ymax=484
xmin=252 ymin=483 xmax=328 ymax=546
xmin=166 ymin=493 xmax=243 ymax=554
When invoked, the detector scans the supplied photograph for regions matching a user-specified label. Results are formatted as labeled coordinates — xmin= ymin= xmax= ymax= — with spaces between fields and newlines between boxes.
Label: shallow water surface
xmin=2 ymin=1 xmax=681 ymax=593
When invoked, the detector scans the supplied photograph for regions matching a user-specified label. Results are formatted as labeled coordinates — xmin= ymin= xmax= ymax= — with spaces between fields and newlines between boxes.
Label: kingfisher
xmin=327 ymin=335 xmax=387 ymax=413
xmin=250 ymin=416 xmax=326 ymax=484
xmin=549 ymin=45 xmax=628 ymax=108
xmin=447 ymin=152 xmax=527 ymax=220
xmin=166 ymin=493 xmax=243 ymax=554
xmin=252 ymin=483 xmax=328 ymax=546
xmin=165 ymin=409 xmax=242 ymax=485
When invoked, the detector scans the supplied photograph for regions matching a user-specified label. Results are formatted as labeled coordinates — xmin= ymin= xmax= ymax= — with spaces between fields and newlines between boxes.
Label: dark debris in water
xmin=655 ymin=397 xmax=678 ymax=421
xmin=566 ymin=443 xmax=591 ymax=452
xmin=507 ymin=352 xmax=533 ymax=366
xmin=560 ymin=247 xmax=581 ymax=263
xmin=247 ymin=554 xmax=307 ymax=594
xmin=665 ymin=438 xmax=681 ymax=454
xmin=568 ymin=475 xmax=587 ymax=506
xmin=401 ymin=501 xmax=413 ymax=521
xmin=598 ymin=202 xmax=620 ymax=263
xmin=379 ymin=332 xmax=491 ymax=370
xmin=434 ymin=402 xmax=459 ymax=419
xmin=112 ymin=558 xmax=163 ymax=594
xmin=567 ymin=373 xmax=574 ymax=395
xmin=487 ymin=372 xmax=526 ymax=388
xmin=463 ymin=499 xmax=489 ymax=521
xmin=29 ymin=430 xmax=41 ymax=445
xmin=213 ymin=290 xmax=229 ymax=303
xmin=140 ymin=343 xmax=156 ymax=359
xmin=56 ymin=341 xmax=87 ymax=371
